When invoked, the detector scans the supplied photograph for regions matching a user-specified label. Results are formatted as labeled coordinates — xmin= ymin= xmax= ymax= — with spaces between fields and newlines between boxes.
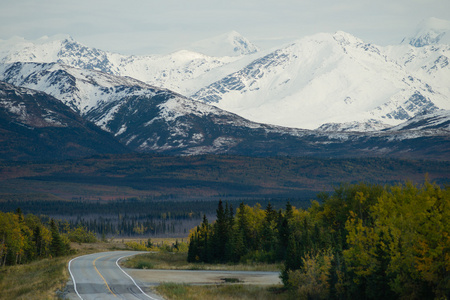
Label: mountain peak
xmin=185 ymin=31 xmax=259 ymax=57
xmin=404 ymin=17 xmax=450 ymax=47
xmin=333 ymin=31 xmax=364 ymax=46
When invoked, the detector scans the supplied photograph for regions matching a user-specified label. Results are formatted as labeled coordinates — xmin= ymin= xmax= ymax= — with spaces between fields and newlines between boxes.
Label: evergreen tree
xmin=49 ymin=219 xmax=65 ymax=257
xmin=265 ymin=202 xmax=277 ymax=223
xmin=184 ymin=182 xmax=450 ymax=299
xmin=211 ymin=200 xmax=229 ymax=262
xmin=261 ymin=202 xmax=277 ymax=258
xmin=33 ymin=225 xmax=43 ymax=258
xmin=281 ymin=234 xmax=300 ymax=286
xmin=231 ymin=229 xmax=246 ymax=262
xmin=277 ymin=209 xmax=291 ymax=260
xmin=236 ymin=202 xmax=251 ymax=252
xmin=187 ymin=229 xmax=199 ymax=262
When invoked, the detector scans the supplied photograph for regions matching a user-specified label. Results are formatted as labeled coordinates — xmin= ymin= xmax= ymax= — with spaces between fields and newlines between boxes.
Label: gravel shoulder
xmin=126 ymin=268 xmax=282 ymax=285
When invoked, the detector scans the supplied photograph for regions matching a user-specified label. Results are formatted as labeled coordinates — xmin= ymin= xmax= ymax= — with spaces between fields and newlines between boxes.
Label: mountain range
xmin=0 ymin=61 xmax=448 ymax=160
xmin=0 ymin=18 xmax=449 ymax=160
xmin=1 ymin=18 xmax=449 ymax=131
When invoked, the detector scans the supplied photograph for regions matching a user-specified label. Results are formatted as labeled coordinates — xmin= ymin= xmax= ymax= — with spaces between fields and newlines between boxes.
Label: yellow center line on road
xmin=93 ymin=254 xmax=117 ymax=297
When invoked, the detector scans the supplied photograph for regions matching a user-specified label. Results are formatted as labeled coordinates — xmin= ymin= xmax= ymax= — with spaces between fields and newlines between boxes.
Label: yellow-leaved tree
xmin=344 ymin=182 xmax=450 ymax=299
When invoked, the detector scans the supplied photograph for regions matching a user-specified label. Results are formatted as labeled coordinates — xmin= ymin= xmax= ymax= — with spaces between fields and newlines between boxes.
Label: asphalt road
xmin=65 ymin=251 xmax=281 ymax=299
xmin=66 ymin=251 xmax=163 ymax=300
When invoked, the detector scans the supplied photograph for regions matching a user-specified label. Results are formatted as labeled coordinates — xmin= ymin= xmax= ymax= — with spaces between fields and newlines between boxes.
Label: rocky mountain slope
xmin=387 ymin=109 xmax=450 ymax=132
xmin=0 ymin=81 xmax=128 ymax=160
xmin=0 ymin=61 xmax=448 ymax=160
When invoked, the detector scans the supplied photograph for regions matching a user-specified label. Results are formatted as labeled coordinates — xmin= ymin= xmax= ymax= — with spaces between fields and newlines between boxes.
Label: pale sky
xmin=1 ymin=0 xmax=450 ymax=55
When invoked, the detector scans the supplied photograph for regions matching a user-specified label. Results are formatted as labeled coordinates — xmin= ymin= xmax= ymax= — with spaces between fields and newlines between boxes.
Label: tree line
xmin=0 ymin=198 xmax=309 ymax=219
xmin=0 ymin=198 xmax=309 ymax=238
xmin=187 ymin=182 xmax=449 ymax=299
xmin=65 ymin=216 xmax=183 ymax=236
xmin=0 ymin=209 xmax=96 ymax=266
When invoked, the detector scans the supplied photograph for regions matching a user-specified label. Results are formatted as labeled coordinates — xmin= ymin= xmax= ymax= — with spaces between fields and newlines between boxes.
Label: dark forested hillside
xmin=0 ymin=154 xmax=448 ymax=201
xmin=1 ymin=154 xmax=448 ymax=239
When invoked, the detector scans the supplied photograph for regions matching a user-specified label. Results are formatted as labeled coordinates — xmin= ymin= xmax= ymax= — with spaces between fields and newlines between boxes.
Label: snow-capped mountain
xmin=384 ymin=18 xmax=450 ymax=108
xmin=184 ymin=31 xmax=260 ymax=57
xmin=0 ymin=61 xmax=290 ymax=154
xmin=0 ymin=80 xmax=128 ymax=160
xmin=0 ymin=62 xmax=159 ymax=116
xmin=1 ymin=62 xmax=449 ymax=159
xmin=402 ymin=17 xmax=450 ymax=47
xmin=0 ymin=35 xmax=246 ymax=96
xmin=192 ymin=31 xmax=448 ymax=130
xmin=0 ymin=19 xmax=449 ymax=133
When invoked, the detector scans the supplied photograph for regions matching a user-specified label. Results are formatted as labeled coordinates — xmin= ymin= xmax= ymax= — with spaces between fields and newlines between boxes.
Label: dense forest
xmin=1 ymin=154 xmax=448 ymax=201
xmin=0 ymin=210 xmax=96 ymax=266
xmin=0 ymin=198 xmax=309 ymax=238
xmin=188 ymin=182 xmax=449 ymax=299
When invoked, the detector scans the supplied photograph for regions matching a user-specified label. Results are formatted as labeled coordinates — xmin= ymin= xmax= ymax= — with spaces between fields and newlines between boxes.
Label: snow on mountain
xmin=387 ymin=109 xmax=450 ymax=132
xmin=0 ymin=61 xmax=276 ymax=154
xmin=0 ymin=34 xmax=72 ymax=64
xmin=317 ymin=119 xmax=392 ymax=132
xmin=0 ymin=35 xmax=246 ymax=96
xmin=0 ymin=62 xmax=449 ymax=159
xmin=402 ymin=17 xmax=450 ymax=47
xmin=192 ymin=31 xmax=447 ymax=130
xmin=0 ymin=62 xmax=157 ymax=117
xmin=384 ymin=26 xmax=450 ymax=109
xmin=1 ymin=21 xmax=449 ymax=133
xmin=184 ymin=31 xmax=260 ymax=57
xmin=0 ymin=80 xmax=65 ymax=128
xmin=0 ymin=61 xmax=238 ymax=142
xmin=0 ymin=80 xmax=128 ymax=160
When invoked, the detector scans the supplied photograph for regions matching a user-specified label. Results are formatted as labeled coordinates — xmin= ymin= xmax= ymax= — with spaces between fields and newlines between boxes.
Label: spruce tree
xmin=49 ymin=219 xmax=65 ymax=257
xmin=33 ymin=226 xmax=43 ymax=258
xmin=187 ymin=229 xmax=199 ymax=262
xmin=212 ymin=200 xmax=229 ymax=262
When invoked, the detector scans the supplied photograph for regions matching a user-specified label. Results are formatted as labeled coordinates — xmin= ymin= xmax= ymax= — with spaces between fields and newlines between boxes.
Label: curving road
xmin=65 ymin=251 xmax=281 ymax=299
xmin=66 ymin=251 xmax=163 ymax=300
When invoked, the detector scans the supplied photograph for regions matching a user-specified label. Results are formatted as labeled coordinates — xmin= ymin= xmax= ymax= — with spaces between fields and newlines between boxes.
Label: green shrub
xmin=67 ymin=225 xmax=97 ymax=243
xmin=135 ymin=260 xmax=154 ymax=269
xmin=125 ymin=241 xmax=150 ymax=251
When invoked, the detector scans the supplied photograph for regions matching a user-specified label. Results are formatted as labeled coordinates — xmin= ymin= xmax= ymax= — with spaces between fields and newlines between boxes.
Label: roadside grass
xmin=0 ymin=238 xmax=183 ymax=299
xmin=0 ymin=238 xmax=283 ymax=299
xmin=0 ymin=240 xmax=128 ymax=300
xmin=122 ymin=252 xmax=282 ymax=272
xmin=155 ymin=283 xmax=292 ymax=300
xmin=0 ymin=256 xmax=68 ymax=300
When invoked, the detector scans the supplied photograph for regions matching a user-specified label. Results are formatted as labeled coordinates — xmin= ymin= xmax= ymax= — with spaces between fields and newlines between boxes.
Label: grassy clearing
xmin=122 ymin=252 xmax=282 ymax=272
xmin=155 ymin=283 xmax=292 ymax=300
